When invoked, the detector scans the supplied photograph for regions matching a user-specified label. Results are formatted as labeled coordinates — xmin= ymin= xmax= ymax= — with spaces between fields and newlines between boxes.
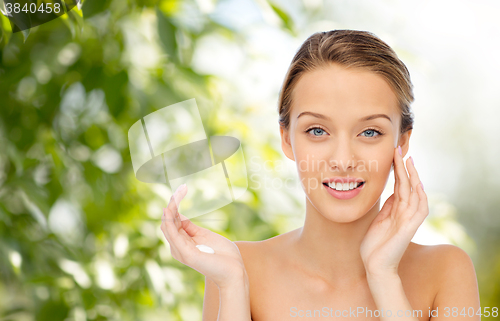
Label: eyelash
xmin=305 ymin=126 xmax=385 ymax=138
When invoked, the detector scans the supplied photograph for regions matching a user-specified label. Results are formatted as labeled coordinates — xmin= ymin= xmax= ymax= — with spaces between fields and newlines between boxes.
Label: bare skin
xmin=211 ymin=235 xmax=477 ymax=320
xmin=163 ymin=63 xmax=480 ymax=321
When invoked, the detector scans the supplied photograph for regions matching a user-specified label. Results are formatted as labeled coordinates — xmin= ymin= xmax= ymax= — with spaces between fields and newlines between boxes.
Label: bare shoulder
xmin=234 ymin=239 xmax=270 ymax=275
xmin=234 ymin=240 xmax=267 ymax=258
xmin=403 ymin=242 xmax=479 ymax=306
xmin=234 ymin=229 xmax=299 ymax=273
xmin=405 ymin=242 xmax=474 ymax=268
xmin=411 ymin=242 xmax=480 ymax=313
xmin=234 ymin=237 xmax=277 ymax=265
xmin=404 ymin=242 xmax=475 ymax=276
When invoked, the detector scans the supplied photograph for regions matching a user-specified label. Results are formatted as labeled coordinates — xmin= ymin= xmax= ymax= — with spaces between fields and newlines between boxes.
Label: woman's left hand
xmin=360 ymin=145 xmax=428 ymax=278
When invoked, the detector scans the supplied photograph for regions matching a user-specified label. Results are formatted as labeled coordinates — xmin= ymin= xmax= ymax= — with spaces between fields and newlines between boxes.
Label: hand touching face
xmin=360 ymin=145 xmax=427 ymax=276
xmin=280 ymin=63 xmax=409 ymax=222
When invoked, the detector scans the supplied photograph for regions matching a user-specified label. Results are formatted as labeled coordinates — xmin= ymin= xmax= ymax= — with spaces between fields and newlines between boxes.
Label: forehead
xmin=291 ymin=63 xmax=400 ymax=124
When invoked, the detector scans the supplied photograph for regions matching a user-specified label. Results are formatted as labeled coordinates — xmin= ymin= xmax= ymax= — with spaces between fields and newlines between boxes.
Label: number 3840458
xmin=5 ymin=2 xmax=62 ymax=14
xmin=441 ymin=307 xmax=498 ymax=318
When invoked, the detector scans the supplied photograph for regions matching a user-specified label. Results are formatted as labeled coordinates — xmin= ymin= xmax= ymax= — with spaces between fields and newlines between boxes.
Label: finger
xmin=162 ymin=200 xmax=182 ymax=242
xmin=161 ymin=211 xmax=172 ymax=243
xmin=161 ymin=206 xmax=195 ymax=264
xmin=161 ymin=212 xmax=189 ymax=262
xmin=166 ymin=184 xmax=188 ymax=225
xmin=178 ymin=212 xmax=208 ymax=238
xmin=394 ymin=145 xmax=411 ymax=205
xmin=410 ymin=182 xmax=429 ymax=226
xmin=178 ymin=212 xmax=190 ymax=222
xmin=393 ymin=148 xmax=401 ymax=206
xmin=161 ymin=185 xmax=190 ymax=248
xmin=161 ymin=206 xmax=184 ymax=247
xmin=393 ymin=159 xmax=399 ymax=203
xmin=166 ymin=185 xmax=191 ymax=237
xmin=406 ymin=156 xmax=422 ymax=214
xmin=373 ymin=194 xmax=395 ymax=224
xmin=161 ymin=214 xmax=181 ymax=260
xmin=172 ymin=186 xmax=193 ymax=239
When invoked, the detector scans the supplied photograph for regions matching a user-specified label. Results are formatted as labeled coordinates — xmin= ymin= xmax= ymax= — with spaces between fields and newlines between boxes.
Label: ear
xmin=398 ymin=129 xmax=412 ymax=158
xmin=280 ymin=126 xmax=295 ymax=161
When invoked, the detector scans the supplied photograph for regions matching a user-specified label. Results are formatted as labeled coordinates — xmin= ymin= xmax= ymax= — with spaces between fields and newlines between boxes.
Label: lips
xmin=322 ymin=178 xmax=365 ymax=199
xmin=322 ymin=177 xmax=365 ymax=185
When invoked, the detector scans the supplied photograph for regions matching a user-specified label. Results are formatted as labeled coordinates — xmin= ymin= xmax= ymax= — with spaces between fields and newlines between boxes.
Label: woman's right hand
xmin=160 ymin=184 xmax=247 ymax=289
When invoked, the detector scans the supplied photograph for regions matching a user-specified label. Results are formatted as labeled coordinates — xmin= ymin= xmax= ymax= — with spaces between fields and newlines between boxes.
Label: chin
xmin=310 ymin=185 xmax=382 ymax=223
xmin=322 ymin=207 xmax=367 ymax=223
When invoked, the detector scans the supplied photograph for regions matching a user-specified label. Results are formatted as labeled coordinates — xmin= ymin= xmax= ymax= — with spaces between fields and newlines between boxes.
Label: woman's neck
xmin=292 ymin=197 xmax=382 ymax=287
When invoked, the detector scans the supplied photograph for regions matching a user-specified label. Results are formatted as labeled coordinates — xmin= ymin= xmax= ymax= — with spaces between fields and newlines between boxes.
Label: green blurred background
xmin=1 ymin=0 xmax=499 ymax=320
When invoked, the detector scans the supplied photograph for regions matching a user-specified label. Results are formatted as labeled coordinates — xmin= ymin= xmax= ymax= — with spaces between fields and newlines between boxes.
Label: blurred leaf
xmin=268 ymin=2 xmax=294 ymax=35
xmin=7 ymin=8 xmax=31 ymax=42
xmin=0 ymin=12 xmax=12 ymax=45
xmin=20 ymin=27 xmax=29 ymax=42
xmin=3 ymin=0 xmax=497 ymax=319
xmin=68 ymin=6 xmax=84 ymax=33
xmin=158 ymin=0 xmax=181 ymax=16
xmin=156 ymin=7 xmax=178 ymax=63
xmin=81 ymin=0 xmax=111 ymax=18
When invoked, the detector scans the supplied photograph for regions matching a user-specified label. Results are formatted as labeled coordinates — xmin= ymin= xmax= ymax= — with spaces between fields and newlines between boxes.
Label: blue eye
xmin=361 ymin=128 xmax=383 ymax=138
xmin=307 ymin=127 xmax=327 ymax=136
xmin=305 ymin=127 xmax=384 ymax=138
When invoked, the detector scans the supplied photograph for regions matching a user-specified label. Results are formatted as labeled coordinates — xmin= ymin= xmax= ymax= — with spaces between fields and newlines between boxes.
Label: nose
xmin=328 ymin=136 xmax=356 ymax=172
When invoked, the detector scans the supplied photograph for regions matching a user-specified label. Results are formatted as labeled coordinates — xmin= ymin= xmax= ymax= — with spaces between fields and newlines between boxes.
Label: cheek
xmin=292 ymin=134 xmax=394 ymax=179
xmin=293 ymin=141 xmax=331 ymax=175
xmin=363 ymin=146 xmax=394 ymax=178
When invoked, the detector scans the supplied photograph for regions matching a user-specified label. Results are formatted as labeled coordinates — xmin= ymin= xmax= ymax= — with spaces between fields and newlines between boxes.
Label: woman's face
xmin=280 ymin=63 xmax=411 ymax=222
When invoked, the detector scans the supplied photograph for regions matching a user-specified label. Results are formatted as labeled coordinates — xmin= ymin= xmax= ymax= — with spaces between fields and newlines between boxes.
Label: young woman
xmin=161 ymin=30 xmax=480 ymax=320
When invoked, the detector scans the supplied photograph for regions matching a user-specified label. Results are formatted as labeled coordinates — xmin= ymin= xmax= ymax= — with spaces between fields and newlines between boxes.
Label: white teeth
xmin=327 ymin=181 xmax=361 ymax=191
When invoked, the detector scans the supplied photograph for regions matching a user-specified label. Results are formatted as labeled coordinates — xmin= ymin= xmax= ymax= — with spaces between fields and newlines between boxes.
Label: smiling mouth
xmin=323 ymin=181 xmax=365 ymax=192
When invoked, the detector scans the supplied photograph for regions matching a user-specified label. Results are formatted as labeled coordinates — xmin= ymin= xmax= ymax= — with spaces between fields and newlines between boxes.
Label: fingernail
xmin=398 ymin=145 xmax=402 ymax=156
xmin=420 ymin=182 xmax=424 ymax=191
xmin=410 ymin=156 xmax=414 ymax=165
xmin=174 ymin=184 xmax=186 ymax=195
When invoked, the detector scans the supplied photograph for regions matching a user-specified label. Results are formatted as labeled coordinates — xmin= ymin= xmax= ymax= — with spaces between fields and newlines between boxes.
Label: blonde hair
xmin=277 ymin=30 xmax=414 ymax=134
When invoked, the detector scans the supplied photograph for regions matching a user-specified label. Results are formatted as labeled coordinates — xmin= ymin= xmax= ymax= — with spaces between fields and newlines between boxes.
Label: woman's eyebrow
xmin=359 ymin=113 xmax=392 ymax=123
xmin=296 ymin=111 xmax=392 ymax=123
xmin=296 ymin=111 xmax=331 ymax=121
